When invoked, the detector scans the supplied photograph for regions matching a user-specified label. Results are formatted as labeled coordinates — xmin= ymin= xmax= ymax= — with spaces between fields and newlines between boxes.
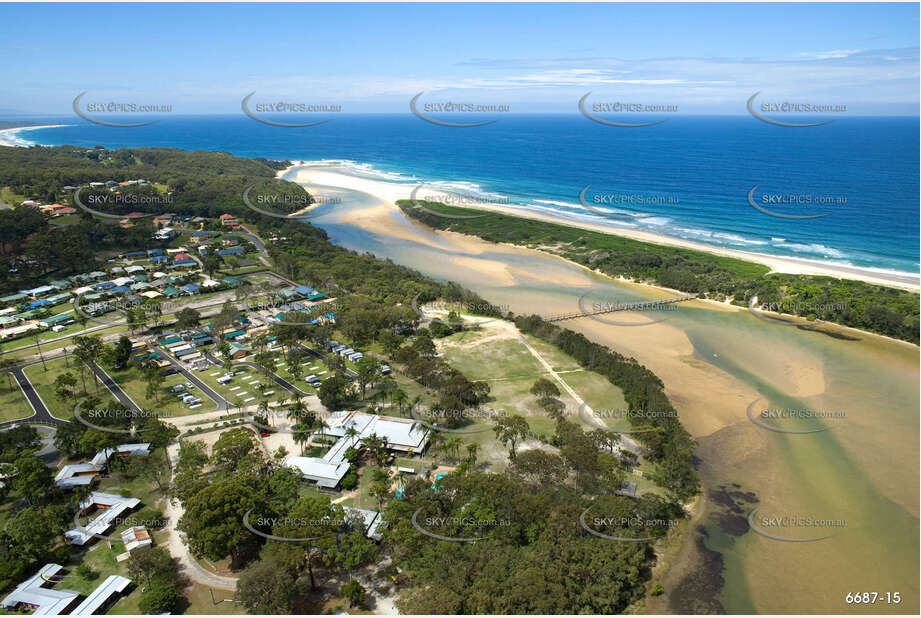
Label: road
xmin=0 ymin=359 xmax=69 ymax=429
xmin=148 ymin=341 xmax=231 ymax=411
xmin=199 ymin=349 xmax=308 ymax=397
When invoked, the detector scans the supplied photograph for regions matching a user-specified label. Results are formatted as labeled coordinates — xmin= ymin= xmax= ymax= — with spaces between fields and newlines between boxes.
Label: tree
xmin=210 ymin=427 xmax=257 ymax=472
xmin=174 ymin=307 xmax=201 ymax=330
xmin=530 ymin=377 xmax=560 ymax=399
xmin=368 ymin=468 xmax=392 ymax=511
xmin=138 ymin=579 xmax=180 ymax=615
xmin=318 ymin=373 xmax=348 ymax=409
xmin=492 ymin=414 xmax=530 ymax=459
xmin=12 ymin=456 xmax=53 ymax=505
xmin=178 ymin=476 xmax=264 ymax=567
xmin=354 ymin=357 xmax=381 ymax=398
xmin=72 ymin=335 xmax=104 ymax=393
xmin=54 ymin=372 xmax=78 ymax=408
xmin=202 ymin=253 xmax=224 ymax=280
xmin=127 ymin=546 xmax=177 ymax=589
xmin=112 ymin=335 xmax=132 ymax=370
xmin=340 ymin=579 xmax=366 ymax=608
xmin=237 ymin=560 xmax=298 ymax=614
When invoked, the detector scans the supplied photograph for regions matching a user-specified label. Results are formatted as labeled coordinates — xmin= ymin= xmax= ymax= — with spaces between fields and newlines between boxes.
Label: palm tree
xmin=465 ymin=443 xmax=479 ymax=465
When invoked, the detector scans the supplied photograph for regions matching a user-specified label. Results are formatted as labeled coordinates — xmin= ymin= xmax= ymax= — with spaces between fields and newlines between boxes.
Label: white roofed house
xmin=65 ymin=491 xmax=141 ymax=546
xmin=0 ymin=564 xmax=80 ymax=615
xmin=285 ymin=411 xmax=430 ymax=489
xmin=70 ymin=575 xmax=131 ymax=615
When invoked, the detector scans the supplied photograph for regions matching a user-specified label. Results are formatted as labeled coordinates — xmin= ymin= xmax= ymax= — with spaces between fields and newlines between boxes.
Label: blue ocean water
xmin=7 ymin=114 xmax=919 ymax=276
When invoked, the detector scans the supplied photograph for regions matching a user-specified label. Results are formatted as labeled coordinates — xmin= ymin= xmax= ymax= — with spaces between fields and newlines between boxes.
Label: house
xmin=120 ymin=526 xmax=152 ymax=552
xmin=287 ymin=412 xmax=430 ymax=489
xmin=22 ymin=284 xmax=55 ymax=298
xmin=219 ymin=213 xmax=238 ymax=226
xmin=70 ymin=575 xmax=131 ymax=615
xmin=152 ymin=213 xmax=176 ymax=226
xmin=0 ymin=323 xmax=40 ymax=340
xmin=54 ymin=463 xmax=101 ymax=489
xmin=65 ymin=492 xmax=141 ymax=545
xmin=0 ymin=292 xmax=28 ymax=305
xmin=154 ymin=227 xmax=178 ymax=241
xmin=45 ymin=292 xmax=72 ymax=306
xmin=40 ymin=313 xmax=74 ymax=328
xmin=344 ymin=506 xmax=384 ymax=541
xmin=48 ymin=279 xmax=72 ymax=291
xmin=217 ymin=247 xmax=244 ymax=256
xmin=161 ymin=286 xmax=184 ymax=298
xmin=0 ymin=564 xmax=80 ymax=615
xmin=228 ymin=341 xmax=251 ymax=359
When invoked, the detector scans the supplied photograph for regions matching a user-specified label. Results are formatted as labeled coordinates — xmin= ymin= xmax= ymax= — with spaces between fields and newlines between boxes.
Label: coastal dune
xmin=283 ymin=163 xmax=919 ymax=292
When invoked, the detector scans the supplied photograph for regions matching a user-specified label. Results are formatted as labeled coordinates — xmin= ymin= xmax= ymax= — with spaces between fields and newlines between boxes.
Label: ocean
xmin=6 ymin=114 xmax=919 ymax=276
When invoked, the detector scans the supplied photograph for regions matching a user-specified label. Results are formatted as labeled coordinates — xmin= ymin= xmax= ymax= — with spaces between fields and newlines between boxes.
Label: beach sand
xmin=283 ymin=164 xmax=919 ymax=292
xmin=0 ymin=124 xmax=66 ymax=147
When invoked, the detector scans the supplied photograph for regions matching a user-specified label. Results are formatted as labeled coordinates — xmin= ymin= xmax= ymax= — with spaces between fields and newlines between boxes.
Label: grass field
xmin=22 ymin=356 xmax=118 ymax=419
xmin=0 ymin=373 xmax=34 ymax=422
xmin=111 ymin=364 xmax=218 ymax=417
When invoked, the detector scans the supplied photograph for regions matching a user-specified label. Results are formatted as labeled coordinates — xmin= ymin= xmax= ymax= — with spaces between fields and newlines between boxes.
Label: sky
xmin=0 ymin=2 xmax=918 ymax=115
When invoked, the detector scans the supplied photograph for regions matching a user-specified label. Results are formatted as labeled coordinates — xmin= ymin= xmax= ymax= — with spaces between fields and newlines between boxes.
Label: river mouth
xmin=291 ymin=164 xmax=920 ymax=614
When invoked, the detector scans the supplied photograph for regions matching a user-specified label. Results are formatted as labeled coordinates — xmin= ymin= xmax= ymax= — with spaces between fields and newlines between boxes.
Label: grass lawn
xmin=57 ymin=456 xmax=172 ymax=614
xmin=194 ymin=363 xmax=265 ymax=406
xmin=355 ymin=465 xmax=386 ymax=510
xmin=0 ymin=323 xmax=130 ymax=357
xmin=0 ymin=375 xmax=34 ymax=422
xmin=179 ymin=583 xmax=247 ymax=615
xmin=22 ymin=356 xmax=118 ymax=419
xmin=110 ymin=364 xmax=218 ymax=417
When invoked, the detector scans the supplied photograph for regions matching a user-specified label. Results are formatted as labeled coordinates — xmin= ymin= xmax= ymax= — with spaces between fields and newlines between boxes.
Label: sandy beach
xmin=0 ymin=124 xmax=66 ymax=147
xmin=281 ymin=163 xmax=920 ymax=292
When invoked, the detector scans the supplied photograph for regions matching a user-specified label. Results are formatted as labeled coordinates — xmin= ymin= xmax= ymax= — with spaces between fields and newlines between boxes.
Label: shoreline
xmin=0 ymin=124 xmax=67 ymax=148
xmin=280 ymin=163 xmax=920 ymax=292
xmin=0 ymin=124 xmax=67 ymax=147
xmin=283 ymin=163 xmax=918 ymax=348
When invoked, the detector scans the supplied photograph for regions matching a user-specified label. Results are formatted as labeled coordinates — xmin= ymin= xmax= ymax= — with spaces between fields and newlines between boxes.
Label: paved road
xmin=200 ymin=349 xmax=308 ymax=397
xmin=0 ymin=359 xmax=69 ymax=429
xmin=88 ymin=360 xmax=142 ymax=414
xmin=295 ymin=342 xmax=358 ymax=379
xmin=149 ymin=341 xmax=231 ymax=411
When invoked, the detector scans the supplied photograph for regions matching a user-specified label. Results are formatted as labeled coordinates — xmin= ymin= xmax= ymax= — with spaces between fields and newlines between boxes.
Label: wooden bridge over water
xmin=545 ymin=294 xmax=698 ymax=323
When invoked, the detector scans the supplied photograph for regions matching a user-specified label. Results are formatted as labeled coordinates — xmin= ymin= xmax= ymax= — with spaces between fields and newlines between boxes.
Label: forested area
xmin=398 ymin=200 xmax=920 ymax=343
